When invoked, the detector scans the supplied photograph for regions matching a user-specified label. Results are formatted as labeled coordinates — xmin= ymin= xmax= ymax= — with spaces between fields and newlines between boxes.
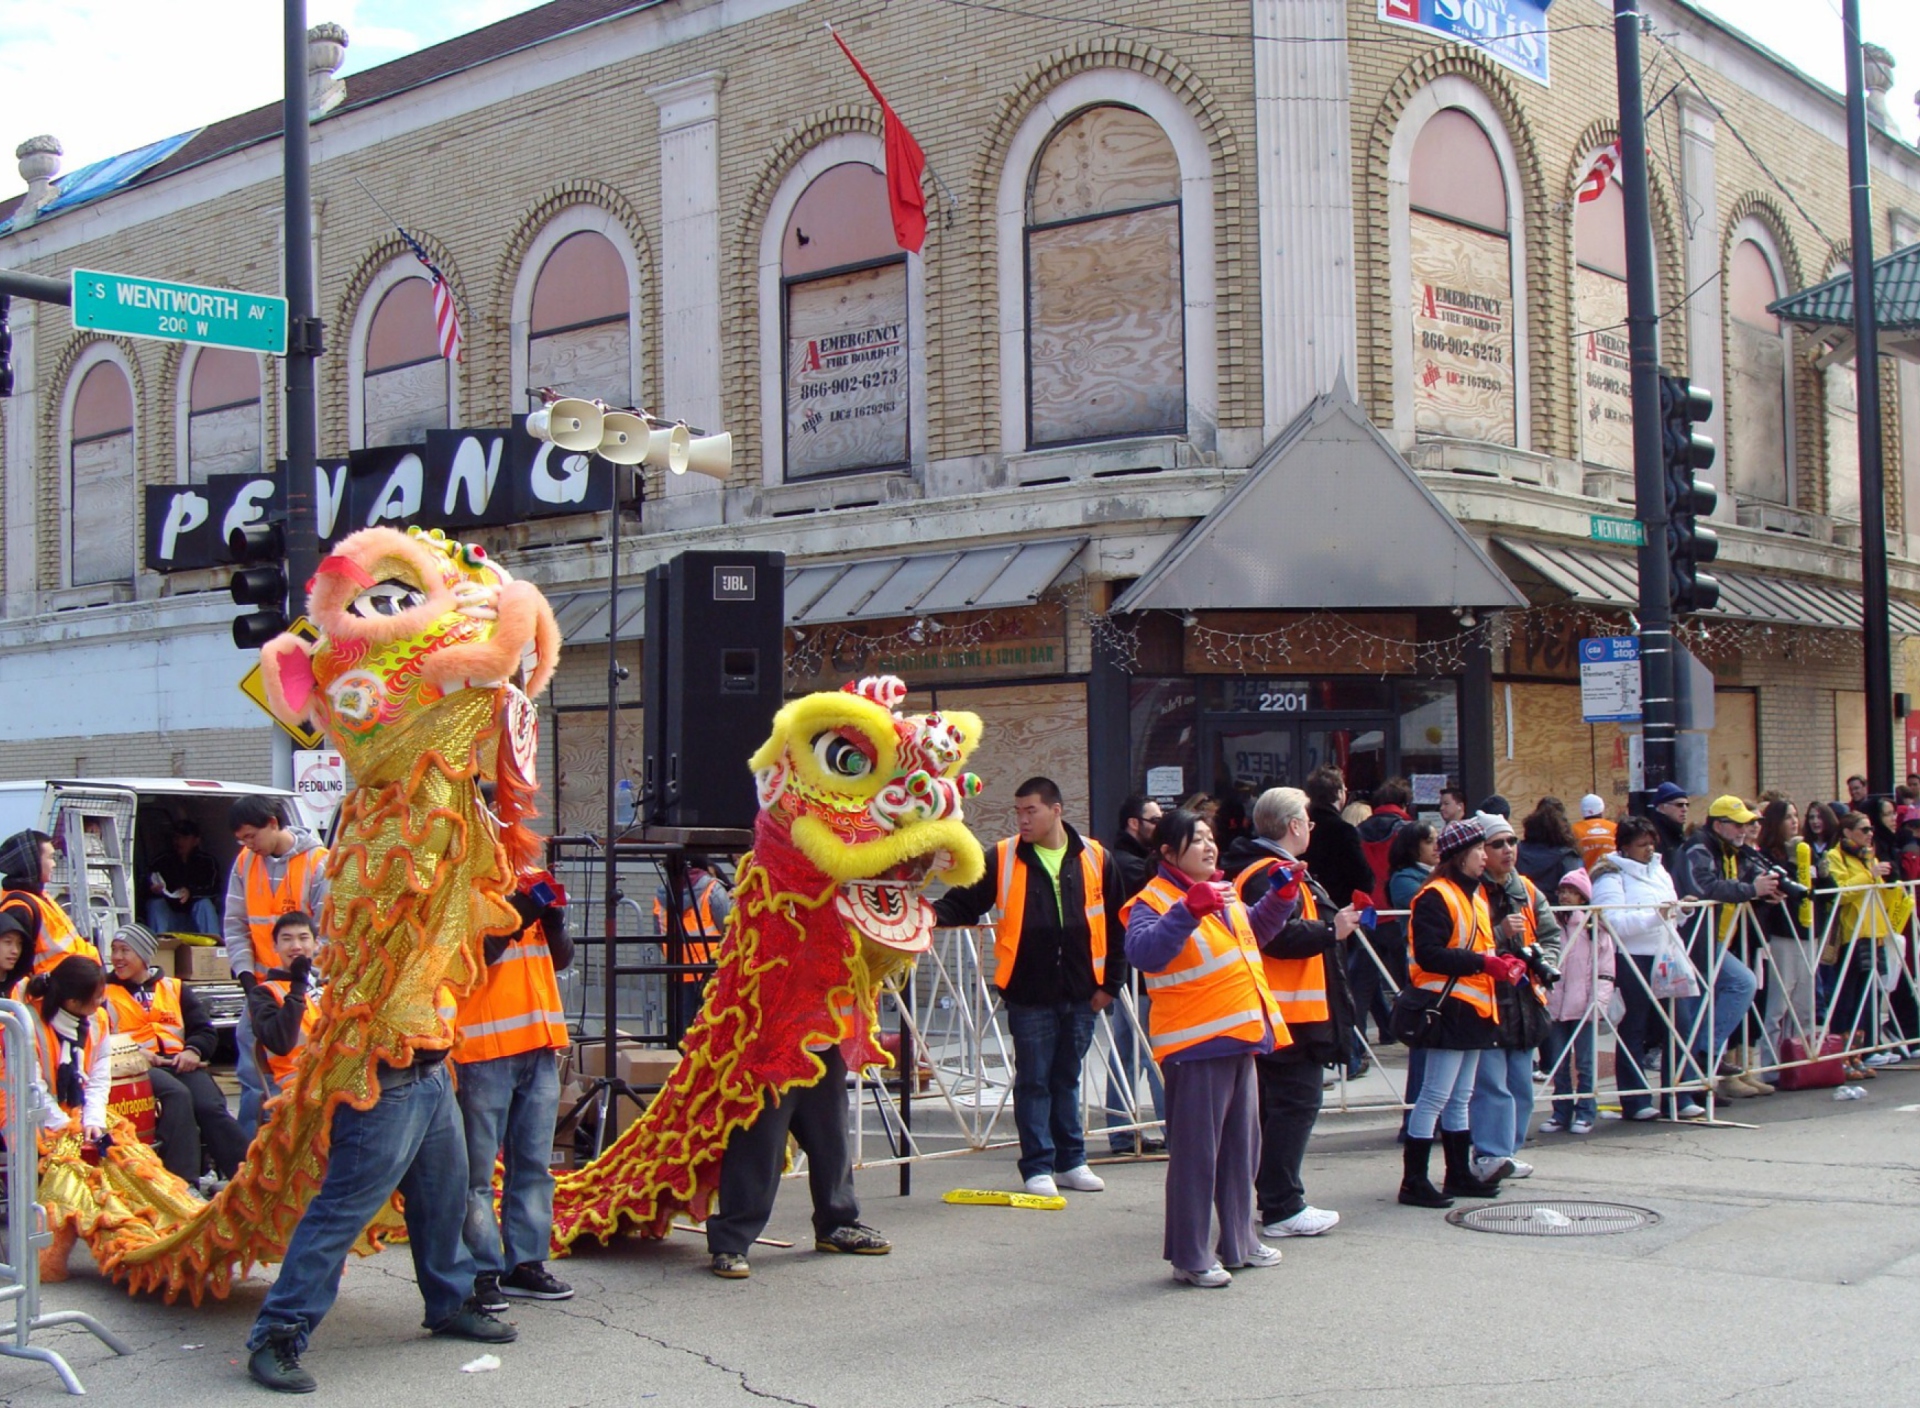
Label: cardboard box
xmin=174 ymin=945 xmax=231 ymax=981
xmin=575 ymin=1039 xmax=683 ymax=1089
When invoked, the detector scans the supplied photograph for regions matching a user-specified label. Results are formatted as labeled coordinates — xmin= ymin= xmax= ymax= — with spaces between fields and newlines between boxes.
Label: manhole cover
xmin=1447 ymin=1200 xmax=1660 ymax=1237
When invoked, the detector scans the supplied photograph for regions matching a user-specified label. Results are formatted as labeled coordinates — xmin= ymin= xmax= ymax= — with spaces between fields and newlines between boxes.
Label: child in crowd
xmin=242 ymin=911 xmax=323 ymax=1099
xmin=1541 ymin=868 xmax=1614 ymax=1135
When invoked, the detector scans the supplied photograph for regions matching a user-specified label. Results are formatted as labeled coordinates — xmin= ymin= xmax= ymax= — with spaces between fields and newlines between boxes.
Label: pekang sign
xmin=144 ymin=422 xmax=614 ymax=572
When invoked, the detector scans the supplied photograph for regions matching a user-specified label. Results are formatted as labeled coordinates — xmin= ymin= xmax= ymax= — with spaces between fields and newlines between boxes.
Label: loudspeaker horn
xmin=644 ymin=422 xmax=691 ymax=474
xmin=598 ymin=410 xmax=649 ymax=464
xmin=526 ymin=397 xmax=604 ymax=452
xmin=675 ymin=431 xmax=732 ymax=483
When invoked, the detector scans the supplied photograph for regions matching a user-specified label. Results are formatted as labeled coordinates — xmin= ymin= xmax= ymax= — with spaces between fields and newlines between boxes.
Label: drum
xmin=106 ymin=1034 xmax=158 ymax=1144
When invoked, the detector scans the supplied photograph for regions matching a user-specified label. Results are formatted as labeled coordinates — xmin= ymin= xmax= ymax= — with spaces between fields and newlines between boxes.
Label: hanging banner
xmin=785 ymin=262 xmax=910 ymax=477
xmin=1409 ymin=213 xmax=1516 ymax=445
xmin=1378 ymin=0 xmax=1554 ymax=88
xmin=1576 ymin=266 xmax=1633 ymax=471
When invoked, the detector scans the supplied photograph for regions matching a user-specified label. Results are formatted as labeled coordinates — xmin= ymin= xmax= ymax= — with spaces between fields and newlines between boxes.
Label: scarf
xmin=50 ymin=1009 xmax=86 ymax=1110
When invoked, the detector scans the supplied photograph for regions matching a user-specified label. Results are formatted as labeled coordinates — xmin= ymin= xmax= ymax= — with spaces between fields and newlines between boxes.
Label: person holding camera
xmin=1672 ymin=797 xmax=1775 ymax=1102
xmin=1467 ymin=813 xmax=1561 ymax=1187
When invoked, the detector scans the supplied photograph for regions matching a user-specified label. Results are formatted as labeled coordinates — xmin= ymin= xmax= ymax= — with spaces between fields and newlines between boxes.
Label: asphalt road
xmin=7 ymin=1073 xmax=1920 ymax=1406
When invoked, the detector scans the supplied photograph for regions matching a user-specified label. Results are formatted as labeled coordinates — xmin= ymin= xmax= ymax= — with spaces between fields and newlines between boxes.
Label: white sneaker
xmin=1469 ymin=1153 xmax=1514 ymax=1182
xmin=1054 ymin=1165 xmax=1105 ymax=1192
xmin=1570 ymin=1117 xmax=1596 ymax=1135
xmin=1233 ymin=1244 xmax=1283 ymax=1269
xmin=1023 ymin=1174 xmax=1059 ymax=1197
xmin=1173 ymin=1263 xmax=1232 ymax=1288
xmin=1676 ymin=1101 xmax=1706 ymax=1119
xmin=1504 ymin=1158 xmax=1534 ymax=1179
xmin=1263 ymin=1206 xmax=1339 ymax=1238
xmin=1864 ymin=1051 xmax=1900 ymax=1067
xmin=1629 ymin=1107 xmax=1660 ymax=1122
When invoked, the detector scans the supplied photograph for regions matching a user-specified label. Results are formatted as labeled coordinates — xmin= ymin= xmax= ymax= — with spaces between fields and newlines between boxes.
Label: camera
xmin=1741 ymin=847 xmax=1811 ymax=903
xmin=1518 ymin=944 xmax=1561 ymax=988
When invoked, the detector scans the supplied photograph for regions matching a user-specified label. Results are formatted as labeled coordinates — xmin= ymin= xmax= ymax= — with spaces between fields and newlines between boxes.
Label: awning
xmin=1492 ymin=537 xmax=1920 ymax=635
xmin=1769 ymin=241 xmax=1920 ymax=364
xmin=1111 ymin=387 xmax=1524 ymax=614
xmin=785 ymin=538 xmax=1086 ymax=625
xmin=545 ymin=584 xmax=647 ymax=647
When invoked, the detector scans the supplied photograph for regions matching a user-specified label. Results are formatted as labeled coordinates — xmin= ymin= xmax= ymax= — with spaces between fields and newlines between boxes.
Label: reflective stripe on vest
xmin=240 ymin=847 xmax=325 ymax=975
xmin=652 ymin=885 xmax=721 ymax=977
xmin=1119 ymin=874 xmax=1285 ymax=1060
xmin=17 ymin=892 xmax=97 ymax=975
xmin=1408 ymin=877 xmax=1498 ymax=1022
xmin=258 ymin=979 xmax=320 ymax=1085
xmin=991 ymin=837 xmax=1108 ymax=989
xmin=105 ymin=977 xmax=186 ymax=1057
xmin=455 ymin=926 xmax=570 ymax=1063
xmin=1232 ymin=855 xmax=1331 ymax=1025
xmin=15 ymin=1011 xmax=107 ymax=1121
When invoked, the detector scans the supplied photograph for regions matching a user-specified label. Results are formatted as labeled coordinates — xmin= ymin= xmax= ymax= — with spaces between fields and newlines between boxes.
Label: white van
xmin=0 ymin=777 xmax=302 ymax=1032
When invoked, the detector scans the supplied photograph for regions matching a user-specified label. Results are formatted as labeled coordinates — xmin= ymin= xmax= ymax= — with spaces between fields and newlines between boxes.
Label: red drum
xmin=107 ymin=1035 xmax=159 ymax=1145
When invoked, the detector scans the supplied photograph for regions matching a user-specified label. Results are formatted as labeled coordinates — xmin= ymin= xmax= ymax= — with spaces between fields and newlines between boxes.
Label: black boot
xmin=1440 ymin=1128 xmax=1502 ymax=1198
xmin=1398 ymin=1137 xmax=1454 ymax=1208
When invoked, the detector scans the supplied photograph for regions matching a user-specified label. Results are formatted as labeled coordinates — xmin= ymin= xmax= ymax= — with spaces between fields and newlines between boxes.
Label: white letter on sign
xmin=529 ymin=443 xmax=590 ymax=505
xmin=158 ymin=492 xmax=209 ymax=562
xmin=222 ymin=479 xmax=277 ymax=545
xmin=366 ymin=453 xmax=424 ymax=524
xmin=444 ymin=435 xmax=503 ymax=518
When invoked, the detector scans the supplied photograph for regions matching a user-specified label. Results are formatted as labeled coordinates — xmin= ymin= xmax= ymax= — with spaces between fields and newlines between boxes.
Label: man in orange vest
xmin=455 ymin=871 xmax=575 ymax=1312
xmin=652 ymin=854 xmax=730 ymax=1036
xmin=1227 ymin=787 xmax=1360 ymax=1240
xmin=933 ymin=777 xmax=1129 ymax=1198
xmin=222 ymin=796 xmax=328 ymax=1139
xmin=0 ymin=829 xmax=102 ymax=976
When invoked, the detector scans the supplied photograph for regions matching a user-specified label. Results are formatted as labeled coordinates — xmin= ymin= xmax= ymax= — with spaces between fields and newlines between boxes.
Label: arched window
xmin=362 ymin=277 xmax=448 ymax=447
xmin=1573 ymin=169 xmax=1632 ymax=470
xmin=1407 ymin=108 xmax=1516 ymax=446
xmin=69 ymin=360 xmax=135 ymax=586
xmin=1820 ymin=259 xmax=1860 ymax=524
xmin=782 ymin=162 xmax=910 ymax=477
xmin=1025 ymin=104 xmax=1183 ymax=447
xmin=528 ymin=231 xmax=630 ymax=405
xmin=1727 ymin=236 xmax=1791 ymax=505
xmin=187 ymin=348 xmax=262 ymax=482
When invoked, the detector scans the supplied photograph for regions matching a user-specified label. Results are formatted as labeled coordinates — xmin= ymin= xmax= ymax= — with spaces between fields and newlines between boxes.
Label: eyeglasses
xmin=1487 ymin=838 xmax=1518 ymax=850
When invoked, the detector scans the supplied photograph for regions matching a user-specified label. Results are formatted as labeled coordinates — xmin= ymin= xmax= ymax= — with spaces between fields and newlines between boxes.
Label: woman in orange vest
xmin=1400 ymin=818 xmax=1530 ymax=1209
xmin=22 ymin=955 xmax=114 ymax=1147
xmin=1121 ymin=808 xmax=1300 ymax=1288
xmin=0 ymin=829 xmax=102 ymax=979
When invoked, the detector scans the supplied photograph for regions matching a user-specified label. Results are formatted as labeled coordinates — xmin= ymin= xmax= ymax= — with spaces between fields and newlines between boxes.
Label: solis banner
xmin=1379 ymin=0 xmax=1553 ymax=87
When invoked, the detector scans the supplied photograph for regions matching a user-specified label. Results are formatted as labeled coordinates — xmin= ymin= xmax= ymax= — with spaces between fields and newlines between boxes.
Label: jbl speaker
xmin=642 ymin=550 xmax=786 ymax=829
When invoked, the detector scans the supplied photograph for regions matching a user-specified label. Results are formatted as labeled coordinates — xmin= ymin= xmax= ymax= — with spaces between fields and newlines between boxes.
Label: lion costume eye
xmin=812 ymin=730 xmax=876 ymax=780
xmin=349 ymin=579 xmax=428 ymax=619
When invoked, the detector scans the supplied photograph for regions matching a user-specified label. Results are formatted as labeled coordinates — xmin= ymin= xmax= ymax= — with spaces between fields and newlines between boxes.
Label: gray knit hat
xmin=113 ymin=922 xmax=159 ymax=965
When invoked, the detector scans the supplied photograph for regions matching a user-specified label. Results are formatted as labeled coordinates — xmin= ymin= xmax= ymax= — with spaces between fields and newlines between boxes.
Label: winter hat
xmin=1476 ymin=794 xmax=1511 ymax=818
xmin=1650 ymin=781 xmax=1689 ymax=807
xmin=1579 ymin=793 xmax=1606 ymax=819
xmin=1557 ymin=867 xmax=1593 ymax=901
xmin=1475 ymin=811 xmax=1516 ymax=842
xmin=1436 ymin=818 xmax=1486 ymax=860
xmin=113 ymin=922 xmax=159 ymax=966
xmin=0 ymin=830 xmax=46 ymax=894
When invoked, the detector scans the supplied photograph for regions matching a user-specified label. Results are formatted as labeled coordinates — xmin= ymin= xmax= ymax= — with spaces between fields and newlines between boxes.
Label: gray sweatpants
xmin=1161 ymin=1052 xmax=1260 ymax=1273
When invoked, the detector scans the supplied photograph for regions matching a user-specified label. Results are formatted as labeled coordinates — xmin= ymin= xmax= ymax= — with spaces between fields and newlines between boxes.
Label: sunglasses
xmin=1487 ymin=838 xmax=1518 ymax=849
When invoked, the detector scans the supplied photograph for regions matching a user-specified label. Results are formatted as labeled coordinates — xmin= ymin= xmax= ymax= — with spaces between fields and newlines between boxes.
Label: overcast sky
xmin=0 ymin=0 xmax=1915 ymax=200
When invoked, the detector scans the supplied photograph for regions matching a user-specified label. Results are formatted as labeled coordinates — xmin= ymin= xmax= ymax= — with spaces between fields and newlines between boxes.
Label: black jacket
xmin=246 ymin=963 xmax=317 ymax=1060
xmin=1302 ymin=803 xmax=1374 ymax=908
xmin=486 ymin=892 xmax=575 ymax=969
xmin=1112 ymin=831 xmax=1154 ymax=908
xmin=1226 ymin=837 xmax=1354 ymax=1067
xmin=934 ymin=824 xmax=1129 ymax=1005
xmin=1516 ymin=840 xmax=1583 ymax=896
xmin=108 ymin=969 xmax=219 ymax=1062
xmin=1650 ymin=809 xmax=1688 ymax=869
xmin=1408 ymin=882 xmax=1500 ymax=1050
xmin=1672 ymin=827 xmax=1766 ymax=956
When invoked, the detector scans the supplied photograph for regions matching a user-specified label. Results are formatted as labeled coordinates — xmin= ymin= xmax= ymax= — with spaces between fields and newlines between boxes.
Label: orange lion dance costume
xmin=547 ymin=675 xmax=984 ymax=1249
xmin=44 ymin=526 xmax=558 ymax=1301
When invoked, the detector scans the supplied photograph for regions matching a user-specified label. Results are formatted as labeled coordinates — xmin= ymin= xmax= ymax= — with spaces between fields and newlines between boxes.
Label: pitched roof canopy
xmin=1769 ymin=242 xmax=1920 ymax=365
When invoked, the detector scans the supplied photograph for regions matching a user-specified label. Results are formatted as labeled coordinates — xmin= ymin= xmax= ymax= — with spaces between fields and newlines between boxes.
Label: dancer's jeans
xmin=457 ymin=1047 xmax=561 ymax=1275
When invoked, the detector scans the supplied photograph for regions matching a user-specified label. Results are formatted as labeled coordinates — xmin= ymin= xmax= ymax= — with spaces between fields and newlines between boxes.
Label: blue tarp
xmin=2 ymin=128 xmax=199 ymax=233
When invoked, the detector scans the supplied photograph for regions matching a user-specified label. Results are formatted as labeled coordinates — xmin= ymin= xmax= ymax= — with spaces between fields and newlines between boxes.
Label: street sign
xmin=70 ymin=268 xmax=287 ymax=355
xmin=1579 ymin=635 xmax=1642 ymax=723
xmin=291 ymin=749 xmax=346 ymax=832
xmin=238 ymin=616 xmax=324 ymax=748
xmin=1589 ymin=513 xmax=1646 ymax=546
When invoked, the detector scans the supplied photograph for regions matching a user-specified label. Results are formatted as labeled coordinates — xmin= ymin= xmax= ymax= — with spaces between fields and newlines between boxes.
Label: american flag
xmin=1576 ymin=141 xmax=1622 ymax=204
xmin=398 ymin=230 xmax=463 ymax=362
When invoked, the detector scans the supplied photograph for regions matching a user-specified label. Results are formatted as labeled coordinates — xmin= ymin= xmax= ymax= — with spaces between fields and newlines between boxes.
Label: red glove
xmin=1185 ymin=881 xmax=1226 ymax=920
xmin=1483 ymin=952 xmax=1529 ymax=985
xmin=1263 ymin=862 xmax=1303 ymax=902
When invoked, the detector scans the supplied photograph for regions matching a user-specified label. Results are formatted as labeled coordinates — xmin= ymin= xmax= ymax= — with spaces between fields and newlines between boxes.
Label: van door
xmin=43 ymin=785 xmax=140 ymax=946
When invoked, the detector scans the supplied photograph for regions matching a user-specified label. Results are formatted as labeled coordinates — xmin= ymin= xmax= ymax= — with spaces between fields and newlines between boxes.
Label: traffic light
xmin=229 ymin=520 xmax=289 ymax=649
xmin=1660 ymin=372 xmax=1719 ymax=614
xmin=0 ymin=295 xmax=13 ymax=398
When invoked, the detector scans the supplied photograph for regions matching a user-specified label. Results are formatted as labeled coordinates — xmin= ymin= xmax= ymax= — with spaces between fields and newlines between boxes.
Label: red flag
xmin=831 ymin=30 xmax=929 ymax=254
xmin=1576 ymin=141 xmax=1621 ymax=204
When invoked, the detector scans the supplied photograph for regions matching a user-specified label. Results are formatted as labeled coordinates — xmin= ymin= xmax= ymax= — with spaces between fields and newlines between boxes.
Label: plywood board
xmin=1836 ymin=688 xmax=1867 ymax=795
xmin=931 ymin=681 xmax=1089 ymax=844
xmin=555 ymin=707 xmax=645 ymax=838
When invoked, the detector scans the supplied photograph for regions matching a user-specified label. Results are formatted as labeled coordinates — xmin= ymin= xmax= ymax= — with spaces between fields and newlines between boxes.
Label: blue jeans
xmin=1470 ymin=1047 xmax=1536 ymax=1160
xmin=1548 ymin=1017 xmax=1598 ymax=1123
xmin=1674 ymin=945 xmax=1758 ymax=1074
xmin=247 ymin=1061 xmax=475 ymax=1353
xmin=1406 ymin=1046 xmax=1479 ymax=1141
xmin=1103 ymin=992 xmax=1165 ymax=1150
xmin=235 ymin=1001 xmax=266 ymax=1141
xmin=1005 ymin=1000 xmax=1098 ymax=1179
xmin=147 ymin=896 xmax=220 ymax=935
xmin=457 ymin=1047 xmax=561 ymax=1275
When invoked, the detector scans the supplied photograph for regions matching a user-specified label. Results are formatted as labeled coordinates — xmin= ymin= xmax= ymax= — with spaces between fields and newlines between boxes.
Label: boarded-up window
xmin=1408 ymin=108 xmax=1515 ymax=445
xmin=1827 ymin=362 xmax=1860 ymax=522
xmin=363 ymin=277 xmax=448 ymax=448
xmin=783 ymin=163 xmax=909 ymax=478
xmin=187 ymin=348 xmax=262 ymax=483
xmin=1574 ymin=176 xmax=1632 ymax=470
xmin=929 ymin=681 xmax=1090 ymax=841
xmin=1026 ymin=105 xmax=1183 ymax=447
xmin=1728 ymin=239 xmax=1790 ymax=504
xmin=529 ymin=231 xmax=631 ymax=406
xmin=70 ymin=361 xmax=136 ymax=586
xmin=1836 ymin=688 xmax=1867 ymax=796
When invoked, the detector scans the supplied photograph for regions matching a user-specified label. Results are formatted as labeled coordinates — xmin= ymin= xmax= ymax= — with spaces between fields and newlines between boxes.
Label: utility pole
xmin=1615 ymin=1 xmax=1676 ymax=800
xmin=283 ymin=0 xmax=322 ymax=617
xmin=1843 ymin=0 xmax=1894 ymax=793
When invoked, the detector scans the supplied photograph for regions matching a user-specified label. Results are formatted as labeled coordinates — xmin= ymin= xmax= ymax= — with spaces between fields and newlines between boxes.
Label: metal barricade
xmin=0 ymin=998 xmax=129 ymax=1395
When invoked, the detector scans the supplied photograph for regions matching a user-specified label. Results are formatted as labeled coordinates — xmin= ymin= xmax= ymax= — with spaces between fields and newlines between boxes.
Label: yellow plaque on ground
xmin=942 ymin=1188 xmax=1067 ymax=1210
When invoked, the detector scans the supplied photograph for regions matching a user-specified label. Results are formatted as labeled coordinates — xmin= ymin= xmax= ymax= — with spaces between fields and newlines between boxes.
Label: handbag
xmin=1648 ymin=922 xmax=1701 ymax=1000
xmin=1775 ymin=1034 xmax=1847 ymax=1090
xmin=1389 ymin=974 xmax=1460 ymax=1047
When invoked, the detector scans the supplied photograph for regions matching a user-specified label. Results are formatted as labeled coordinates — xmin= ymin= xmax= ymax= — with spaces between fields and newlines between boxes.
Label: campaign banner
xmin=1409 ymin=213 xmax=1516 ymax=445
xmin=1379 ymin=0 xmax=1553 ymax=87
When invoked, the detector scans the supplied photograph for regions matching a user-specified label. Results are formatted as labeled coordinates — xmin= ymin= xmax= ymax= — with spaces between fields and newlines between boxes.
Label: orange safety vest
xmin=1231 ymin=855 xmax=1331 ymax=1026
xmin=14 ymin=1010 xmax=109 ymax=1122
xmin=8 ymin=891 xmax=100 ymax=975
xmin=105 ymin=976 xmax=186 ymax=1058
xmin=454 ymin=922 xmax=569 ymax=1063
xmin=990 ymin=838 xmax=1109 ymax=990
xmin=256 ymin=979 xmax=321 ymax=1086
xmin=1120 ymin=874 xmax=1287 ymax=1060
xmin=1407 ymin=877 xmax=1498 ymax=1022
xmin=1572 ymin=818 xmax=1616 ymax=871
xmin=237 ymin=847 xmax=326 ymax=976
xmin=652 ymin=882 xmax=722 ymax=977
